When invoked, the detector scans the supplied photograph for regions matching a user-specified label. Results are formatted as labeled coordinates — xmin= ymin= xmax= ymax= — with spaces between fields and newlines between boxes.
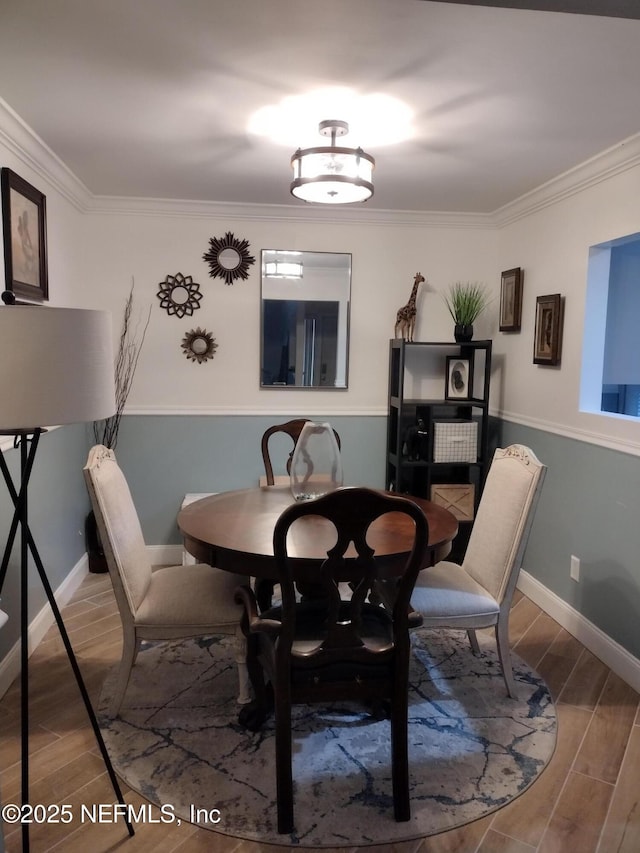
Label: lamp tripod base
xmin=0 ymin=430 xmax=134 ymax=850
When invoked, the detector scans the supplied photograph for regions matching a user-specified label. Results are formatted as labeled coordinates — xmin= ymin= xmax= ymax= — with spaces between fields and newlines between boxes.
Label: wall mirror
xmin=260 ymin=250 xmax=351 ymax=388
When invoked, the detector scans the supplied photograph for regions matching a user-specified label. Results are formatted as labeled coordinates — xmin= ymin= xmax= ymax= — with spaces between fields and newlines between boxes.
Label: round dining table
xmin=177 ymin=484 xmax=458 ymax=583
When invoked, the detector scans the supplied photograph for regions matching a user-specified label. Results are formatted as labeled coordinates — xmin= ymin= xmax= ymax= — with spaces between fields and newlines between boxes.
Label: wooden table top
xmin=177 ymin=485 xmax=458 ymax=580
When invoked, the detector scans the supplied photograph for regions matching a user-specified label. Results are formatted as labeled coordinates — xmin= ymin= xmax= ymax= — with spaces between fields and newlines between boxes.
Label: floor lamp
xmin=0 ymin=302 xmax=134 ymax=850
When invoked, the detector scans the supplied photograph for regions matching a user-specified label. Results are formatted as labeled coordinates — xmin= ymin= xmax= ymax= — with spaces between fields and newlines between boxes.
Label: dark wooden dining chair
xmin=260 ymin=418 xmax=341 ymax=485
xmin=234 ymin=487 xmax=429 ymax=834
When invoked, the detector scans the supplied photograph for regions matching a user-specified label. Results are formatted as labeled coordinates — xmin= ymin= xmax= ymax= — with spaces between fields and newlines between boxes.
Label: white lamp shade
xmin=0 ymin=306 xmax=116 ymax=431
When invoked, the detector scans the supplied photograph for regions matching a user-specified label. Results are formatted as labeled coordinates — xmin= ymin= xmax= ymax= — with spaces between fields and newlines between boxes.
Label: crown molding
xmin=3 ymin=96 xmax=640 ymax=228
xmin=493 ymin=132 xmax=640 ymax=226
xmin=0 ymin=98 xmax=93 ymax=211
xmin=86 ymin=194 xmax=494 ymax=229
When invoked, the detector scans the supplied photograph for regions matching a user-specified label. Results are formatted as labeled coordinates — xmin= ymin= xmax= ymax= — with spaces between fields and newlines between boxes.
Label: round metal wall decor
xmin=181 ymin=328 xmax=218 ymax=364
xmin=203 ymin=231 xmax=255 ymax=285
xmin=157 ymin=273 xmax=203 ymax=318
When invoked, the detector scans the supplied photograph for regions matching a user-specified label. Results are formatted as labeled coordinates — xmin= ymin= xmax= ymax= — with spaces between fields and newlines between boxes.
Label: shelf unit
xmin=386 ymin=338 xmax=492 ymax=560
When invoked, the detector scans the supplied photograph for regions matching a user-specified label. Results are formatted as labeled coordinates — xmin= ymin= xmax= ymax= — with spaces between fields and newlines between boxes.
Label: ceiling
xmin=1 ymin=0 xmax=640 ymax=214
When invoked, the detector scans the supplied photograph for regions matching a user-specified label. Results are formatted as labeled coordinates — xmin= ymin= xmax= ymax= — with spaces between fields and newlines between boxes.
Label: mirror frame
xmin=203 ymin=231 xmax=255 ymax=285
xmin=260 ymin=250 xmax=351 ymax=389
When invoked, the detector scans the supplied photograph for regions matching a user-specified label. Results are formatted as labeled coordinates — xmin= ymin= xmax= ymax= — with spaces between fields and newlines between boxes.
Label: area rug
xmin=99 ymin=630 xmax=556 ymax=847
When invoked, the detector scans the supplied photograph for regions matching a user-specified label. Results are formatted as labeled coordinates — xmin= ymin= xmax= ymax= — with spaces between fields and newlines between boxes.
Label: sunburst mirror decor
xmin=203 ymin=231 xmax=255 ymax=285
xmin=157 ymin=273 xmax=203 ymax=318
xmin=181 ymin=328 xmax=218 ymax=364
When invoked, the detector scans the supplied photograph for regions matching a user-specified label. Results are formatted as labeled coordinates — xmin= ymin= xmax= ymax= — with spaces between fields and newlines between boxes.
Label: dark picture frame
xmin=533 ymin=293 xmax=564 ymax=366
xmin=499 ymin=267 xmax=523 ymax=332
xmin=445 ymin=356 xmax=472 ymax=400
xmin=1 ymin=168 xmax=48 ymax=302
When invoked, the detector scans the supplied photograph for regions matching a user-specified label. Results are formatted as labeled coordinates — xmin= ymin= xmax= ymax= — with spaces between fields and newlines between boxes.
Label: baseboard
xmin=518 ymin=570 xmax=640 ymax=693
xmin=0 ymin=554 xmax=89 ymax=698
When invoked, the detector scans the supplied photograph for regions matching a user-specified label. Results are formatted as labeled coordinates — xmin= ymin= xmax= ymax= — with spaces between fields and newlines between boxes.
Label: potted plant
xmin=443 ymin=281 xmax=490 ymax=342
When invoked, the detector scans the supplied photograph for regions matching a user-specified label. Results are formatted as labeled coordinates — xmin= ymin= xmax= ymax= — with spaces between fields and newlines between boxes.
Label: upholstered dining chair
xmin=235 ymin=487 xmax=429 ymax=834
xmin=84 ymin=445 xmax=250 ymax=716
xmin=409 ymin=444 xmax=546 ymax=698
xmin=260 ymin=418 xmax=341 ymax=486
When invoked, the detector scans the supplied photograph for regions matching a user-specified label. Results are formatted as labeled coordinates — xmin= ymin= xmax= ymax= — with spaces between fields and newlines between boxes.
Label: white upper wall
xmin=495 ymin=160 xmax=640 ymax=453
xmin=3 ymin=98 xmax=640 ymax=451
xmin=76 ymin=211 xmax=499 ymax=415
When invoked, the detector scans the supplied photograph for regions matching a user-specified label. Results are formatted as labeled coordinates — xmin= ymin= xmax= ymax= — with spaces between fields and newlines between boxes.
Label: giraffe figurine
xmin=394 ymin=272 xmax=425 ymax=341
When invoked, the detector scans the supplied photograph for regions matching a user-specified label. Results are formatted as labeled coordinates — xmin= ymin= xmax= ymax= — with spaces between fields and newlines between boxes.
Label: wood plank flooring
xmin=1 ymin=573 xmax=639 ymax=853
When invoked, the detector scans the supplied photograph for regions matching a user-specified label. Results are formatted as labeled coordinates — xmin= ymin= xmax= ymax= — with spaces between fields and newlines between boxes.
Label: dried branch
xmin=93 ymin=282 xmax=151 ymax=449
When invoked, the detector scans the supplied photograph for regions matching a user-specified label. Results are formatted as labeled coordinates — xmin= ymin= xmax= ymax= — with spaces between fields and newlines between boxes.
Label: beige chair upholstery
xmin=84 ymin=445 xmax=249 ymax=716
xmin=410 ymin=444 xmax=546 ymax=698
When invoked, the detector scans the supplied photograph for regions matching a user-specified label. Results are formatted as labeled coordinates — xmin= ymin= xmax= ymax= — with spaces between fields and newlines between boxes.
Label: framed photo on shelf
xmin=445 ymin=356 xmax=472 ymax=400
xmin=499 ymin=267 xmax=523 ymax=332
xmin=1 ymin=168 xmax=48 ymax=302
xmin=533 ymin=293 xmax=563 ymax=366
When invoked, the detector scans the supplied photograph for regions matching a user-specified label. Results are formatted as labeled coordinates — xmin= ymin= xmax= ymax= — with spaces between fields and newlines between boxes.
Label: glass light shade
xmin=290 ymin=421 xmax=343 ymax=501
xmin=291 ymin=146 xmax=374 ymax=204
xmin=0 ymin=306 xmax=116 ymax=430
xmin=264 ymin=260 xmax=303 ymax=278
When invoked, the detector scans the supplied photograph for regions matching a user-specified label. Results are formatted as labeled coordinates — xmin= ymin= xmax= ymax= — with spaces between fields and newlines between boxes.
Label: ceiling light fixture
xmin=265 ymin=259 xmax=303 ymax=278
xmin=290 ymin=120 xmax=374 ymax=205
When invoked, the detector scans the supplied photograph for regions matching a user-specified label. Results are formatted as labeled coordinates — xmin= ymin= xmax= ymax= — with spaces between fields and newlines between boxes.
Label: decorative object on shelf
xmin=203 ymin=232 xmax=255 ymax=285
xmin=1 ymin=167 xmax=48 ymax=302
xmin=445 ymin=356 xmax=472 ymax=400
xmin=394 ymin=272 xmax=425 ymax=341
xmin=433 ymin=420 xmax=478 ymax=463
xmin=444 ymin=281 xmax=490 ymax=342
xmin=403 ymin=418 xmax=428 ymax=461
xmin=499 ymin=267 xmax=523 ymax=332
xmin=533 ymin=293 xmax=564 ymax=366
xmin=93 ymin=282 xmax=151 ymax=452
xmin=157 ymin=272 xmax=202 ymax=317
xmin=181 ymin=327 xmax=218 ymax=363
xmin=430 ymin=484 xmax=475 ymax=521
xmin=290 ymin=421 xmax=343 ymax=501
xmin=290 ymin=120 xmax=375 ymax=204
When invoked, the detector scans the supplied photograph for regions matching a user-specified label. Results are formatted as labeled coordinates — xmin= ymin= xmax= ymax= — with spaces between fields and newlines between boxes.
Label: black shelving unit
xmin=386 ymin=338 xmax=492 ymax=561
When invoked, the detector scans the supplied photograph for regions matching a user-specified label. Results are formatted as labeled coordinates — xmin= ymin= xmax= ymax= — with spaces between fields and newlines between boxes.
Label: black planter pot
xmin=454 ymin=323 xmax=474 ymax=342
xmin=85 ymin=509 xmax=108 ymax=573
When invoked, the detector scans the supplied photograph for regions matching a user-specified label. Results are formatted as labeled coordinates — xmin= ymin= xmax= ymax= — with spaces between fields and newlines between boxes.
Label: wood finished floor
xmin=1 ymin=572 xmax=639 ymax=853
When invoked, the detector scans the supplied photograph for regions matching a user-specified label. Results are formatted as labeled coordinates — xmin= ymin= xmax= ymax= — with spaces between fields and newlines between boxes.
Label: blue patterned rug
xmin=99 ymin=629 xmax=556 ymax=847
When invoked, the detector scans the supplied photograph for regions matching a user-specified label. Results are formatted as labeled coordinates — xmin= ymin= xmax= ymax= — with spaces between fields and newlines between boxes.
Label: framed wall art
xmin=1 ymin=168 xmax=48 ymax=302
xmin=499 ymin=267 xmax=523 ymax=332
xmin=533 ymin=293 xmax=564 ymax=366
xmin=445 ymin=356 xmax=473 ymax=400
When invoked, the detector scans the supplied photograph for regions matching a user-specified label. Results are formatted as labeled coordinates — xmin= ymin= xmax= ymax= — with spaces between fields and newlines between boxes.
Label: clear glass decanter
xmin=289 ymin=421 xmax=343 ymax=501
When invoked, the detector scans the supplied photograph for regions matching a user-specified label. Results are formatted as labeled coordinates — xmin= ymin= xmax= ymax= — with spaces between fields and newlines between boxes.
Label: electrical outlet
xmin=570 ymin=555 xmax=580 ymax=582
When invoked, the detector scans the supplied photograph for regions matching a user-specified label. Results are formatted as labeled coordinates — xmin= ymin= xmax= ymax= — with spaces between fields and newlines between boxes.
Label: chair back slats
xmin=463 ymin=444 xmax=546 ymax=602
xmin=261 ymin=418 xmax=341 ymax=485
xmin=272 ymin=487 xmax=428 ymax=668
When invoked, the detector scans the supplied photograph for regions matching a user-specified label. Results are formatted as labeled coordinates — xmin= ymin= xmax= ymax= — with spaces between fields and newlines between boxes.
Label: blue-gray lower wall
xmin=0 ymin=424 xmax=92 ymax=659
xmin=499 ymin=420 xmax=640 ymax=660
xmin=114 ymin=415 xmax=389 ymax=545
xmin=2 ymin=414 xmax=640 ymax=673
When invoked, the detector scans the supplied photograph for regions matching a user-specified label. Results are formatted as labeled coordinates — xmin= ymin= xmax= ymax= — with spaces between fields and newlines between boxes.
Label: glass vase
xmin=290 ymin=421 xmax=343 ymax=501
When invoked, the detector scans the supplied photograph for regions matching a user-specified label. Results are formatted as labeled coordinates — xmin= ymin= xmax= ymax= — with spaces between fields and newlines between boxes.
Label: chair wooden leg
xmin=467 ymin=628 xmax=480 ymax=654
xmin=390 ymin=669 xmax=411 ymax=822
xmin=110 ymin=632 xmax=139 ymax=716
xmin=275 ymin=687 xmax=294 ymax=834
xmin=495 ymin=616 xmax=517 ymax=698
xmin=233 ymin=624 xmax=251 ymax=705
